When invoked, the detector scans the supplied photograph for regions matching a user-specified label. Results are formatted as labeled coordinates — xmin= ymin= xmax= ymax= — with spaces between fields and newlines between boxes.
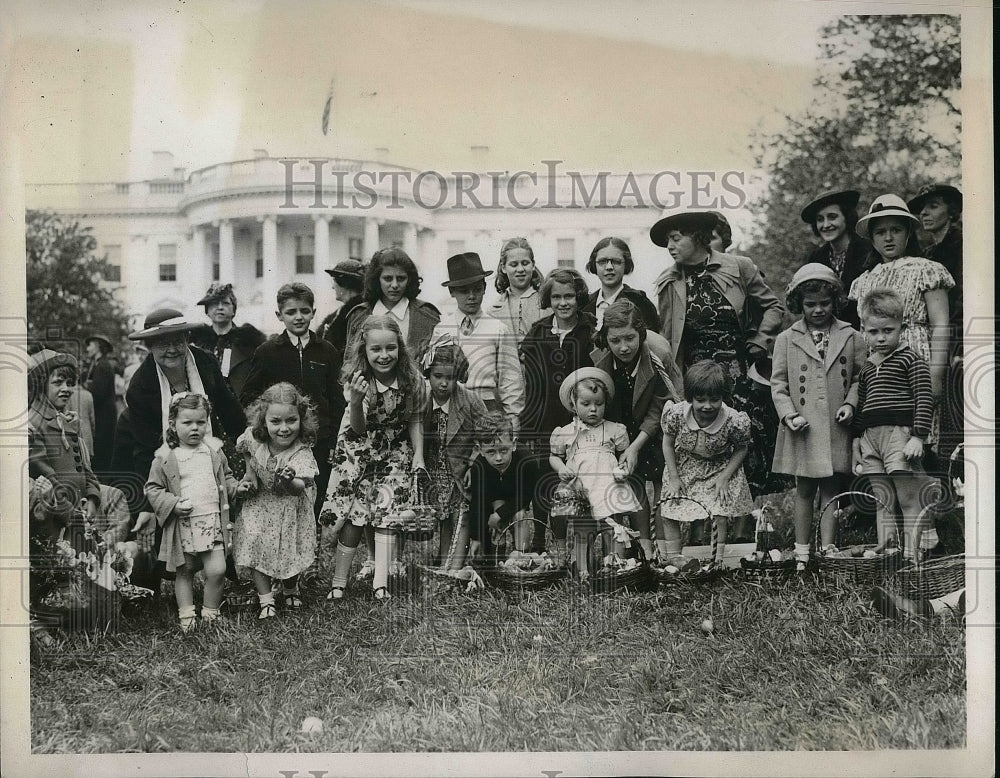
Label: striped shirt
xmin=853 ymin=346 xmax=933 ymax=439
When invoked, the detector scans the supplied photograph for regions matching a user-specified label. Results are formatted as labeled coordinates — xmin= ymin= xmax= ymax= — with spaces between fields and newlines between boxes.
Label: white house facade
xmin=25 ymin=151 xmax=739 ymax=334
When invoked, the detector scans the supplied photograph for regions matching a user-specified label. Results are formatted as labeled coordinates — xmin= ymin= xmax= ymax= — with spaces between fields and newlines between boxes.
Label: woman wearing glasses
xmin=582 ymin=237 xmax=660 ymax=332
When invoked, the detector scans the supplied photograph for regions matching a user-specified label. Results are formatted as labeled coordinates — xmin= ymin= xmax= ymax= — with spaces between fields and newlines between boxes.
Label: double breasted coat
xmin=145 ymin=439 xmax=238 ymax=572
xmin=770 ymin=319 xmax=864 ymax=478
xmin=422 ymin=383 xmax=489 ymax=498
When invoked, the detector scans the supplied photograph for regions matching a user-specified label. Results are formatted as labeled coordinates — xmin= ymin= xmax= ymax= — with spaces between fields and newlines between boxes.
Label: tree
xmin=26 ymin=210 xmax=130 ymax=354
xmin=745 ymin=14 xmax=961 ymax=294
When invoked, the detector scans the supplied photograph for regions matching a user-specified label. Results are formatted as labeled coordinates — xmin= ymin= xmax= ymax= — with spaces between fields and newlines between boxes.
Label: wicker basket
xmin=36 ymin=574 xmax=122 ymax=632
xmin=398 ymin=469 xmax=439 ymax=541
xmin=588 ymin=522 xmax=653 ymax=594
xmin=740 ymin=506 xmax=796 ymax=579
xmin=652 ymin=496 xmax=729 ymax=586
xmin=482 ymin=518 xmax=568 ymax=592
xmin=891 ymin=504 xmax=966 ymax=599
xmin=815 ymin=490 xmax=901 ymax=586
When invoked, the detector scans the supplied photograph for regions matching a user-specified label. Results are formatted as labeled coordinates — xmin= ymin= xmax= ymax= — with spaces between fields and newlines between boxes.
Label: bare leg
xmin=867 ymin=475 xmax=900 ymax=547
xmin=892 ymin=473 xmax=937 ymax=559
xmin=795 ymin=477 xmax=820 ymax=547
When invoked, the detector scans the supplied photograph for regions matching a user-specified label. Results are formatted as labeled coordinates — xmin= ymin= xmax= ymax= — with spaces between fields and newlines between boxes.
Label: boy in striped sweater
xmin=852 ymin=289 xmax=941 ymax=559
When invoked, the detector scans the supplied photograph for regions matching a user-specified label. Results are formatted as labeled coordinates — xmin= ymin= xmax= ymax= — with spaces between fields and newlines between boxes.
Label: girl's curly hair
xmin=785 ymin=278 xmax=845 ymax=315
xmin=363 ymin=248 xmax=422 ymax=306
xmin=166 ymin=392 xmax=213 ymax=448
xmin=245 ymin=382 xmax=319 ymax=446
xmin=340 ymin=315 xmax=425 ymax=415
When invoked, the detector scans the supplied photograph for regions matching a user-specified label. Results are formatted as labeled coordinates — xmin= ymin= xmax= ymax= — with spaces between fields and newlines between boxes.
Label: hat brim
xmin=650 ymin=212 xmax=718 ymax=248
xmin=747 ymin=361 xmax=771 ymax=386
xmin=800 ymin=190 xmax=861 ymax=224
xmin=855 ymin=208 xmax=919 ymax=238
xmin=558 ymin=367 xmax=615 ymax=412
xmin=441 ymin=271 xmax=493 ymax=288
xmin=907 ymin=185 xmax=962 ymax=216
xmin=128 ymin=321 xmax=197 ymax=341
xmin=28 ymin=350 xmax=78 ymax=377
xmin=85 ymin=334 xmax=113 ymax=349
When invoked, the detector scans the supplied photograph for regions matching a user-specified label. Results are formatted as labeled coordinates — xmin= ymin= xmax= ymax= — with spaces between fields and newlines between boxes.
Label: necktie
xmin=460 ymin=316 xmax=474 ymax=336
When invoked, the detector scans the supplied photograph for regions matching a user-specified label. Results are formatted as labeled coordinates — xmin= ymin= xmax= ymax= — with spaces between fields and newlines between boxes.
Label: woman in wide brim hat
xmin=187 ymin=283 xmax=266 ymax=401
xmin=650 ymin=210 xmax=789 ymax=500
xmin=798 ymin=189 xmax=870 ymax=328
xmin=848 ymin=194 xmax=954 ymax=448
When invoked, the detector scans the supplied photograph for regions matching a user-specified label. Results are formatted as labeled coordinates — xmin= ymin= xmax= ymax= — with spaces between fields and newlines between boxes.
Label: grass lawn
xmin=30 ymin=542 xmax=966 ymax=753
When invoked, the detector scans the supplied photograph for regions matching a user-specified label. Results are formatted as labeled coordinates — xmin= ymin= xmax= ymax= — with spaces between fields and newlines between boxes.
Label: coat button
xmin=801 ymin=364 xmax=807 ymax=371
xmin=799 ymin=376 xmax=806 ymax=383
xmin=799 ymin=398 xmax=806 ymax=406
xmin=840 ymin=356 xmax=847 ymax=364
xmin=800 ymin=386 xmax=806 ymax=393
xmin=841 ymin=369 xmax=847 ymax=376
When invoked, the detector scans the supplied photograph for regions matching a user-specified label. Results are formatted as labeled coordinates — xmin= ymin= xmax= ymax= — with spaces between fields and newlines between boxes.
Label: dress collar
xmin=373 ymin=297 xmax=410 ymax=320
xmin=374 ymin=377 xmax=400 ymax=393
xmin=682 ymin=401 xmax=730 ymax=434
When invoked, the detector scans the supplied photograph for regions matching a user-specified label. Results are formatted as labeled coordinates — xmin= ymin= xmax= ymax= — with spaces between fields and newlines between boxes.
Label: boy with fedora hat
xmin=429 ymin=252 xmax=525 ymax=433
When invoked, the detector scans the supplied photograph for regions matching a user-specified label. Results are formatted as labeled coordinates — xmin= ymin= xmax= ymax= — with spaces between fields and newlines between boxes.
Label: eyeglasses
xmin=594 ymin=258 xmax=625 ymax=267
xmin=147 ymin=335 xmax=187 ymax=349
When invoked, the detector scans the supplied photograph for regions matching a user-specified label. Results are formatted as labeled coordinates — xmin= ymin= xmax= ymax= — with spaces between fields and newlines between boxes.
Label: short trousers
xmin=858 ymin=426 xmax=926 ymax=475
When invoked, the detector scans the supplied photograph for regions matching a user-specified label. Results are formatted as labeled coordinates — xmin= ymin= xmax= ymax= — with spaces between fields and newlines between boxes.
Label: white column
xmin=261 ymin=215 xmax=279 ymax=309
xmin=218 ymin=219 xmax=235 ymax=282
xmin=191 ymin=225 xmax=209 ymax=292
xmin=363 ymin=216 xmax=381 ymax=258
xmin=402 ymin=222 xmax=418 ymax=258
xmin=314 ymin=214 xmax=331 ymax=273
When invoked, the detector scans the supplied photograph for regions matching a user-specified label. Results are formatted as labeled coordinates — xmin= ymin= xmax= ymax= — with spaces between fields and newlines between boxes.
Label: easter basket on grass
xmin=482 ymin=517 xmax=567 ymax=592
xmin=33 ymin=515 xmax=152 ymax=633
xmin=890 ymin=505 xmax=965 ymax=600
xmin=815 ymin=490 xmax=902 ymax=586
xmin=587 ymin=519 xmax=653 ymax=594
xmin=416 ymin=510 xmax=485 ymax=594
xmin=652 ymin=496 xmax=728 ymax=586
xmin=739 ymin=503 xmax=797 ymax=578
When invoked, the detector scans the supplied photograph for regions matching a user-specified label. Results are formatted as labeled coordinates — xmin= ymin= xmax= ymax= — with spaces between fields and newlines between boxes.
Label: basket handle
xmin=817 ymin=489 xmax=896 ymax=550
xmin=493 ymin=516 xmax=554 ymax=556
xmin=587 ymin=522 xmax=649 ymax=573
xmin=655 ymin=494 xmax=717 ymax=564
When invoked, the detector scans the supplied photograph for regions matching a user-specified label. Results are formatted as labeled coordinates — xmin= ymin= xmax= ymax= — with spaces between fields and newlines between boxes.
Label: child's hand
xmin=664 ymin=478 xmax=684 ymax=498
xmin=619 ymin=448 xmax=638 ymax=475
xmin=834 ymin=404 xmax=854 ymax=424
xmin=785 ymin=414 xmax=809 ymax=432
xmin=487 ymin=512 xmax=502 ymax=530
xmin=411 ymin=458 xmax=426 ymax=473
xmin=558 ymin=465 xmax=577 ymax=483
xmin=903 ymin=436 xmax=925 ymax=461
xmin=712 ymin=476 xmax=731 ymax=505
xmin=275 ymin=465 xmax=296 ymax=483
xmin=469 ymin=539 xmax=482 ymax=560
xmin=852 ymin=444 xmax=864 ymax=476
xmin=237 ymin=476 xmax=257 ymax=496
xmin=174 ymin=498 xmax=193 ymax=517
xmin=348 ymin=371 xmax=368 ymax=402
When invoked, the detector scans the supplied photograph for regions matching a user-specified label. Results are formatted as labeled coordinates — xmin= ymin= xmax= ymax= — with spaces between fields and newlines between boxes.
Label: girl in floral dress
xmin=234 ymin=382 xmax=319 ymax=619
xmin=660 ymin=360 xmax=754 ymax=568
xmin=321 ymin=315 xmax=426 ymax=601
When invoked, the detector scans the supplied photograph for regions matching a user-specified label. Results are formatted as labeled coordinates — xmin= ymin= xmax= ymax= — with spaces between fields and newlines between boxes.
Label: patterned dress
xmin=234 ymin=430 xmax=318 ymax=580
xmin=659 ymin=402 xmax=754 ymax=520
xmin=550 ymin=420 xmax=642 ymax=520
xmin=426 ymin=405 xmax=465 ymax=519
xmin=679 ymin=268 xmax=790 ymax=497
xmin=322 ymin=383 xmax=422 ymax=529
xmin=849 ymin=256 xmax=955 ymax=446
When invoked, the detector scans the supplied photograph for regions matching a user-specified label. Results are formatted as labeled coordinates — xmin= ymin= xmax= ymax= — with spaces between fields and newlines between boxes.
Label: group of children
xmin=27 ymin=192 xmax=958 ymax=631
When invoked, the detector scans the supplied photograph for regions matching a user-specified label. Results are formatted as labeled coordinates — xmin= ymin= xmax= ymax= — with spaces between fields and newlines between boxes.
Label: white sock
xmin=919 ymin=528 xmax=940 ymax=550
xmin=794 ymin=543 xmax=811 ymax=562
xmin=257 ymin=592 xmax=275 ymax=607
xmin=178 ymin=604 xmax=196 ymax=630
xmin=201 ymin=605 xmax=220 ymax=622
xmin=332 ymin=542 xmax=357 ymax=589
xmin=374 ymin=532 xmax=396 ymax=591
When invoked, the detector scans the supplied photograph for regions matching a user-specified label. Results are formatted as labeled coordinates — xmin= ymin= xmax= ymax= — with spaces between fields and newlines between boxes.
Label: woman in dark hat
xmin=188 ymin=283 xmax=266 ymax=400
xmin=111 ymin=308 xmax=246 ymax=590
xmin=651 ymin=211 xmax=788 ymax=501
xmin=317 ymin=259 xmax=366 ymax=354
xmin=799 ymin=189 xmax=871 ymax=328
xmin=82 ymin=333 xmax=118 ymax=475
xmin=344 ymin=248 xmax=440 ymax=361
xmin=908 ymin=183 xmax=963 ymax=466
